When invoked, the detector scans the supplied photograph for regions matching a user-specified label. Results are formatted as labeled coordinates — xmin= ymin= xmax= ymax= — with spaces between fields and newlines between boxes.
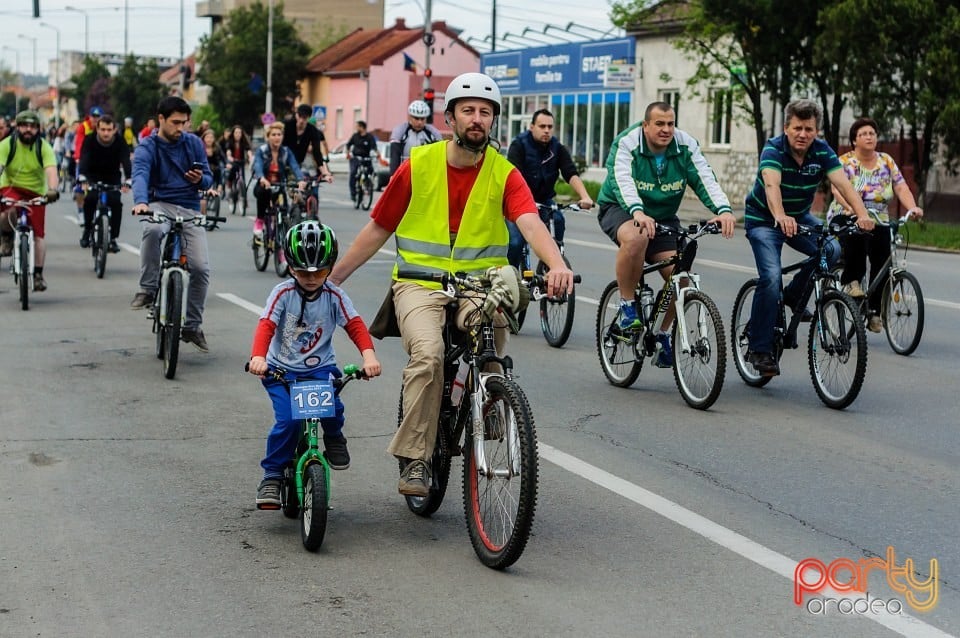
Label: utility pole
xmin=179 ymin=0 xmax=186 ymax=94
xmin=491 ymin=0 xmax=497 ymax=52
xmin=265 ymin=0 xmax=274 ymax=116
xmin=422 ymin=0 xmax=435 ymax=115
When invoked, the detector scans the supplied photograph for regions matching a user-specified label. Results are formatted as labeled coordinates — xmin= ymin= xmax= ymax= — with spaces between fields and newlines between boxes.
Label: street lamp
xmin=17 ymin=34 xmax=37 ymax=76
xmin=38 ymin=22 xmax=61 ymax=129
xmin=2 ymin=46 xmax=22 ymax=112
xmin=64 ymin=6 xmax=90 ymax=57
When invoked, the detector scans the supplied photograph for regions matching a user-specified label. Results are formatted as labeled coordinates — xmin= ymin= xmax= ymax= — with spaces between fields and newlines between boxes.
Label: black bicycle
xmin=252 ymin=184 xmax=291 ymax=277
xmin=731 ymin=216 xmax=868 ymax=409
xmin=596 ymin=222 xmax=726 ymax=410
xmin=226 ymin=160 xmax=248 ymax=216
xmin=353 ymin=158 xmax=374 ymax=211
xmin=395 ymin=269 xmax=538 ymax=570
xmin=139 ymin=207 xmax=225 ymax=379
xmin=82 ymin=181 xmax=124 ymax=279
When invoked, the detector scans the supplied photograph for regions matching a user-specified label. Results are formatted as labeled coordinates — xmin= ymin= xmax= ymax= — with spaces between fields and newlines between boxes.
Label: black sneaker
xmin=80 ymin=230 xmax=91 ymax=248
xmin=323 ymin=435 xmax=350 ymax=470
xmin=747 ymin=351 xmax=780 ymax=377
xmin=398 ymin=459 xmax=431 ymax=497
xmin=130 ymin=292 xmax=154 ymax=310
xmin=0 ymin=234 xmax=13 ymax=257
xmin=256 ymin=478 xmax=281 ymax=510
xmin=33 ymin=273 xmax=47 ymax=292
xmin=108 ymin=240 xmax=120 ymax=253
xmin=181 ymin=328 xmax=210 ymax=353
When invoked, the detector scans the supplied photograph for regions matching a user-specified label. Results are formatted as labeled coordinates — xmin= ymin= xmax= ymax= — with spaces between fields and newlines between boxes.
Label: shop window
xmin=710 ymin=88 xmax=732 ymax=146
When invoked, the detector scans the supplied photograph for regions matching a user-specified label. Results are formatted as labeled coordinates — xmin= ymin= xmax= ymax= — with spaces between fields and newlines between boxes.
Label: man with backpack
xmin=0 ymin=110 xmax=60 ymax=290
xmin=388 ymin=100 xmax=442 ymax=178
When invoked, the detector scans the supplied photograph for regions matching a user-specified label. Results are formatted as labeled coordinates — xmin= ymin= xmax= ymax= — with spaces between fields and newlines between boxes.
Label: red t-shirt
xmin=371 ymin=154 xmax=536 ymax=233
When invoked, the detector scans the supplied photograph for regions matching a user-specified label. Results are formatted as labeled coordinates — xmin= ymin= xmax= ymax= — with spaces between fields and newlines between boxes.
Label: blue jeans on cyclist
xmin=744 ymin=212 xmax=839 ymax=355
xmin=260 ymin=365 xmax=345 ymax=479
xmin=506 ymin=200 xmax=563 ymax=270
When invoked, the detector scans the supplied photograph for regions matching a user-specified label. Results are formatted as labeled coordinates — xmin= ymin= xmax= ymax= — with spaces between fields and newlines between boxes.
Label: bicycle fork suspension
xmin=469 ymin=371 xmax=521 ymax=478
xmin=157 ymin=265 xmax=190 ymax=325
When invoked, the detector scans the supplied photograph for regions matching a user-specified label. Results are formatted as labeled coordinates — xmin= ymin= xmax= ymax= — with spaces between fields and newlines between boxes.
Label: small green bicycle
xmin=249 ymin=363 xmax=366 ymax=551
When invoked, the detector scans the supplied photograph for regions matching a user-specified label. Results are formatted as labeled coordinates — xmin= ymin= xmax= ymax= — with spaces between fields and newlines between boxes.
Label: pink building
xmin=300 ymin=18 xmax=481 ymax=146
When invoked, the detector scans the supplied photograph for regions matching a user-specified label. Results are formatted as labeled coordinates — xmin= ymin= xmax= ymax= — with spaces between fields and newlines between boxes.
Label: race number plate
xmin=290 ymin=380 xmax=335 ymax=419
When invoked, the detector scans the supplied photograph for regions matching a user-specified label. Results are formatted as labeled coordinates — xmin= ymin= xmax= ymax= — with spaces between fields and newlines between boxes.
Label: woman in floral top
xmin=828 ymin=117 xmax=923 ymax=332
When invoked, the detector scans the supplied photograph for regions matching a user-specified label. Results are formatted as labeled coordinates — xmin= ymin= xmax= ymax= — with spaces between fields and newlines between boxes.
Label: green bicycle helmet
xmin=15 ymin=110 xmax=41 ymax=125
xmin=285 ymin=221 xmax=338 ymax=272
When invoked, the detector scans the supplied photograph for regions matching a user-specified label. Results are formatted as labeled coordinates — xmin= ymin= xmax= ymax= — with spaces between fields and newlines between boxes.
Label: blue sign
xmin=289 ymin=380 xmax=336 ymax=419
xmin=312 ymin=105 xmax=327 ymax=121
xmin=482 ymin=38 xmax=633 ymax=94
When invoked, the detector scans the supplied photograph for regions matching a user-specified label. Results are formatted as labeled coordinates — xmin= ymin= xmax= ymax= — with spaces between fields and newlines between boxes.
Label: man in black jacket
xmin=283 ymin=104 xmax=333 ymax=180
xmin=506 ymin=108 xmax=593 ymax=268
xmin=78 ymin=114 xmax=131 ymax=252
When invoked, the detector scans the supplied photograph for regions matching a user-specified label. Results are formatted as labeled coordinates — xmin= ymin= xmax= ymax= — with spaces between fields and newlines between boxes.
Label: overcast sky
xmin=3 ymin=1 xmax=620 ymax=77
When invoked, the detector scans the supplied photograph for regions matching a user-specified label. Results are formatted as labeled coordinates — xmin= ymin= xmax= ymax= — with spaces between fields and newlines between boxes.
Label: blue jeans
xmin=506 ymin=200 xmax=563 ymax=270
xmin=260 ymin=365 xmax=345 ymax=479
xmin=744 ymin=213 xmax=838 ymax=353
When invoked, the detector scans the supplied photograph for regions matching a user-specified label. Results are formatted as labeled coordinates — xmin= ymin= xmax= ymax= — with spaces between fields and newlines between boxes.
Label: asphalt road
xmin=2 ymin=181 xmax=958 ymax=638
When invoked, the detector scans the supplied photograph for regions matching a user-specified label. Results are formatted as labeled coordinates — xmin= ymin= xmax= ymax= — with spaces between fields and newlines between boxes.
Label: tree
xmin=67 ymin=56 xmax=111 ymax=116
xmin=196 ymin=2 xmax=310 ymax=130
xmin=111 ymin=54 xmax=166 ymax=128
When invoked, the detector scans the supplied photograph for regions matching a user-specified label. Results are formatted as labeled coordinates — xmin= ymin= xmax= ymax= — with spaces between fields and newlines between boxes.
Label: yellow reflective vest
xmin=393 ymin=141 xmax=511 ymax=288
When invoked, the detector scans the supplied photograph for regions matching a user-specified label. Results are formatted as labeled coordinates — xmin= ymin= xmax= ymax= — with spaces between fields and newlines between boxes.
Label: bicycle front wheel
xmin=673 ymin=289 xmax=726 ymax=410
xmin=163 ymin=271 xmax=183 ymax=380
xmin=463 ymin=376 xmax=537 ymax=570
xmin=808 ymin=290 xmax=867 ymax=410
xmin=18 ymin=234 xmax=30 ymax=311
xmin=93 ymin=213 xmax=109 ymax=279
xmin=305 ymin=195 xmax=319 ymax=220
xmin=537 ymin=257 xmax=575 ymax=348
xmin=300 ymin=462 xmax=329 ymax=552
xmin=882 ymin=270 xmax=924 ymax=356
xmin=595 ymin=280 xmax=643 ymax=387
xmin=273 ymin=215 xmax=289 ymax=277
xmin=252 ymin=215 xmax=270 ymax=271
xmin=361 ymin=177 xmax=374 ymax=210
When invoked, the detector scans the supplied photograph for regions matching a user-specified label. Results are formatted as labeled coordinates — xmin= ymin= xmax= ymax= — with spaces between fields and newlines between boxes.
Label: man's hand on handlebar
xmin=632 ymin=210 xmax=656 ymax=238
xmin=545 ymin=264 xmax=575 ymax=298
xmin=577 ymin=198 xmax=594 ymax=210
xmin=132 ymin=203 xmax=151 ymax=215
xmin=709 ymin=211 xmax=737 ymax=238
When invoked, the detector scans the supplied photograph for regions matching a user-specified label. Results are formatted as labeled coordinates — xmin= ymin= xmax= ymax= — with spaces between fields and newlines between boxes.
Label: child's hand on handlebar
xmin=360 ymin=349 xmax=382 ymax=379
xmin=248 ymin=355 xmax=268 ymax=377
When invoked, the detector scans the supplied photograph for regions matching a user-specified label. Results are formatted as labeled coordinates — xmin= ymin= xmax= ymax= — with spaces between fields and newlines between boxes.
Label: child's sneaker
xmin=618 ymin=299 xmax=641 ymax=331
xmin=256 ymin=478 xmax=281 ymax=510
xmin=252 ymin=218 xmax=265 ymax=239
xmin=323 ymin=435 xmax=350 ymax=470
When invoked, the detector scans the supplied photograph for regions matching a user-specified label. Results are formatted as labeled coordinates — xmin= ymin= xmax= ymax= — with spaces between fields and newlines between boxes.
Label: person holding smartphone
xmin=130 ymin=96 xmax=215 ymax=353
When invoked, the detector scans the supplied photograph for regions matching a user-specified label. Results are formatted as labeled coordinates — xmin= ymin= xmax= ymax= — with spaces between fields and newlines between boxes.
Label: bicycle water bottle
xmin=450 ymin=361 xmax=469 ymax=406
xmin=640 ymin=285 xmax=655 ymax=323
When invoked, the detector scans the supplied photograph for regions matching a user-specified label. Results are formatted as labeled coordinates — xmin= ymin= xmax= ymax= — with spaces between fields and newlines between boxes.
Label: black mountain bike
xmin=252 ymin=184 xmax=291 ymax=277
xmin=395 ymin=270 xmax=538 ymax=570
xmin=353 ymin=158 xmax=374 ymax=211
xmin=83 ymin=181 xmax=124 ymax=279
xmin=596 ymin=222 xmax=726 ymax=410
xmin=731 ymin=217 xmax=868 ymax=409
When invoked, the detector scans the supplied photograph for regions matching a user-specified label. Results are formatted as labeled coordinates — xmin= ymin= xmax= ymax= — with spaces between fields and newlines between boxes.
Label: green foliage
xmin=68 ymin=56 xmax=111 ymax=116
xmin=191 ymin=103 xmax=224 ymax=135
xmin=197 ymin=1 xmax=311 ymax=130
xmin=111 ymin=55 xmax=166 ymax=128
xmin=906 ymin=220 xmax=960 ymax=250
xmin=555 ymin=179 xmax=602 ymax=202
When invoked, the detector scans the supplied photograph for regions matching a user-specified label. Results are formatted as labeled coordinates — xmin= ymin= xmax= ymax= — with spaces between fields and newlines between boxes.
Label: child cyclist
xmin=247 ymin=220 xmax=382 ymax=510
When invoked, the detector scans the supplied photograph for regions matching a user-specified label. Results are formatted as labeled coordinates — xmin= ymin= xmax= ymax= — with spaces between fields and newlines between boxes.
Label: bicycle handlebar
xmin=244 ymin=362 xmax=367 ymax=390
xmin=1 ymin=196 xmax=48 ymax=207
xmin=135 ymin=208 xmax=227 ymax=225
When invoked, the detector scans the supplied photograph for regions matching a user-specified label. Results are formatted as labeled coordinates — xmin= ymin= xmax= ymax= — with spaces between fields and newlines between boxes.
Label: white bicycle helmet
xmin=408 ymin=100 xmax=431 ymax=118
xmin=443 ymin=72 xmax=502 ymax=116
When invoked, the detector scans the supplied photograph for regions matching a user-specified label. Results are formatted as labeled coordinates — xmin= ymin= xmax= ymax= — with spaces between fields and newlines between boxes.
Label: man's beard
xmin=18 ymin=131 xmax=37 ymax=145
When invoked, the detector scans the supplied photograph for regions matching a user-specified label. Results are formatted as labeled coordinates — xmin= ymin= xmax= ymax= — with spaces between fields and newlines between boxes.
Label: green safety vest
xmin=393 ymin=141 xmax=510 ymax=289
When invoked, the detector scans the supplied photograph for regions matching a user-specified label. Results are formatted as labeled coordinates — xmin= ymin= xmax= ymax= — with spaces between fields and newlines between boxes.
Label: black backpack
xmin=2 ymin=130 xmax=45 ymax=166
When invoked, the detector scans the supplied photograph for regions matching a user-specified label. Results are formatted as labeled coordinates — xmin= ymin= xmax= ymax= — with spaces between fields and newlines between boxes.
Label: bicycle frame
xmin=861 ymin=209 xmax=917 ymax=299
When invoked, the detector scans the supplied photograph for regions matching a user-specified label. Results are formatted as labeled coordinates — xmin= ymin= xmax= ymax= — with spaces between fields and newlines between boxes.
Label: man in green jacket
xmin=596 ymin=101 xmax=735 ymax=367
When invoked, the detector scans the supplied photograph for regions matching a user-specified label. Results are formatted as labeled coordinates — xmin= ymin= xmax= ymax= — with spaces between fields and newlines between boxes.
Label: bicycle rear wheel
xmin=397 ymin=391 xmax=452 ymax=516
xmin=273 ymin=216 xmax=289 ymax=277
xmin=595 ymin=280 xmax=643 ymax=387
xmin=18 ymin=234 xmax=30 ymax=311
xmin=300 ymin=462 xmax=329 ymax=552
xmin=808 ymin=290 xmax=867 ymax=410
xmin=163 ymin=271 xmax=183 ymax=380
xmin=673 ymin=289 xmax=726 ymax=410
xmin=882 ymin=270 xmax=923 ymax=356
xmin=204 ymin=195 xmax=220 ymax=230
xmin=537 ymin=257 xmax=575 ymax=348
xmin=252 ymin=214 xmax=270 ymax=272
xmin=463 ymin=376 xmax=537 ymax=570
xmin=306 ymin=195 xmax=319 ymax=221
xmin=239 ymin=177 xmax=248 ymax=216
xmin=93 ymin=213 xmax=109 ymax=279
xmin=730 ymin=278 xmax=773 ymax=388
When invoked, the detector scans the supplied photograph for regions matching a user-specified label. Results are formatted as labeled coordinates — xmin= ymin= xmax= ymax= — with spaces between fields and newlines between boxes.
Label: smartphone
xmin=190 ymin=161 xmax=203 ymax=171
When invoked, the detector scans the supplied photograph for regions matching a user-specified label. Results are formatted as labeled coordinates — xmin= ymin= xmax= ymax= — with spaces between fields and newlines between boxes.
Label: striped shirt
xmin=744 ymin=135 xmax=841 ymax=223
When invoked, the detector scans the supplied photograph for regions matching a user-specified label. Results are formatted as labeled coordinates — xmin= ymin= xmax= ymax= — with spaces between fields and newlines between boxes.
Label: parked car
xmin=327 ymin=140 xmax=391 ymax=190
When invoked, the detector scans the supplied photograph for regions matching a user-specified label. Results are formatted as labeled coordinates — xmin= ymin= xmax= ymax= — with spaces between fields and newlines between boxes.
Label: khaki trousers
xmin=388 ymin=281 xmax=507 ymax=462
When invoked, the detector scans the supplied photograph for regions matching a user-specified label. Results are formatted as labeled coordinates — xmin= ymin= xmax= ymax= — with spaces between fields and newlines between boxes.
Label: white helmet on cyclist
xmin=408 ymin=100 xmax=431 ymax=118
xmin=443 ymin=72 xmax=502 ymax=116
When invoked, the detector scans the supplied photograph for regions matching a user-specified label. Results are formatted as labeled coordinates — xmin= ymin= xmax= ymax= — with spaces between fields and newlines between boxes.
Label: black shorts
xmin=597 ymin=202 xmax=683 ymax=260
